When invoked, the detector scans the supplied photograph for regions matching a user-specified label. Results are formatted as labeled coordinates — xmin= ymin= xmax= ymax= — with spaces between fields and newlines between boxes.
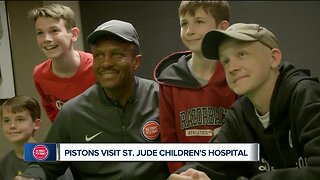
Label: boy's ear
xmin=71 ymin=27 xmax=80 ymax=42
xmin=218 ymin=20 xmax=229 ymax=30
xmin=270 ymin=48 xmax=282 ymax=69
xmin=33 ymin=118 xmax=42 ymax=131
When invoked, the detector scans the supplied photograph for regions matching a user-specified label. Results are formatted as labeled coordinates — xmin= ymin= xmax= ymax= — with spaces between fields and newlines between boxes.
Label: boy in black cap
xmin=169 ymin=23 xmax=320 ymax=179
xmin=15 ymin=19 xmax=169 ymax=180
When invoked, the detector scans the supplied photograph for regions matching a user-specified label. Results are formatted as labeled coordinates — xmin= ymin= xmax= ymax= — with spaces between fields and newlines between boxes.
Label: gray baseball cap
xmin=87 ymin=19 xmax=140 ymax=48
xmin=202 ymin=23 xmax=279 ymax=60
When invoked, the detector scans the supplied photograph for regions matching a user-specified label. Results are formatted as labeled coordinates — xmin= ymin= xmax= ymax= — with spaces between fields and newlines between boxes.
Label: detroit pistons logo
xmin=32 ymin=144 xmax=49 ymax=161
xmin=56 ymin=100 xmax=64 ymax=110
xmin=142 ymin=120 xmax=160 ymax=141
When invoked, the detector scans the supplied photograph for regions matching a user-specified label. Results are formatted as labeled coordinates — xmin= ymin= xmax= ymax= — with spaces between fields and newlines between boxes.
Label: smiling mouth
xmin=8 ymin=132 xmax=20 ymax=135
xmin=44 ymin=45 xmax=58 ymax=50
xmin=99 ymin=70 xmax=120 ymax=78
xmin=100 ymin=69 xmax=119 ymax=74
xmin=187 ymin=39 xmax=201 ymax=42
xmin=234 ymin=76 xmax=247 ymax=84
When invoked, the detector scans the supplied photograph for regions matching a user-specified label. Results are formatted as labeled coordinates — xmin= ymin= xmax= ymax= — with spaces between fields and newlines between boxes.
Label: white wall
xmin=0 ymin=1 xmax=15 ymax=99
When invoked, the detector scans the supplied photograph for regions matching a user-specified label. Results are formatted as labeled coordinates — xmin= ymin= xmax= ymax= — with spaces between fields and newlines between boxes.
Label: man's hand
xmin=13 ymin=176 xmax=35 ymax=180
xmin=168 ymin=168 xmax=211 ymax=180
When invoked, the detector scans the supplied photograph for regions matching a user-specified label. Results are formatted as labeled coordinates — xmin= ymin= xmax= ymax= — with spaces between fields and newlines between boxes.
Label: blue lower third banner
xmin=24 ymin=143 xmax=259 ymax=162
xmin=24 ymin=143 xmax=57 ymax=162
xmin=58 ymin=143 xmax=259 ymax=161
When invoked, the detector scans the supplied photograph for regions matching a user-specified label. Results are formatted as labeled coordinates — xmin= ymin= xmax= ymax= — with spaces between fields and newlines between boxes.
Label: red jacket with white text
xmin=154 ymin=51 xmax=237 ymax=173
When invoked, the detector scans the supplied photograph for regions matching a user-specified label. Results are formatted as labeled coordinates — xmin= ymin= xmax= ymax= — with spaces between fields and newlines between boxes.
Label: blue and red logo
xmin=24 ymin=143 xmax=57 ymax=162
xmin=142 ymin=120 xmax=160 ymax=141
xmin=32 ymin=144 xmax=49 ymax=161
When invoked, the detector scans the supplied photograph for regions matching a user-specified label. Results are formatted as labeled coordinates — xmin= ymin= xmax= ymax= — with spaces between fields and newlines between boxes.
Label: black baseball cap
xmin=87 ymin=19 xmax=140 ymax=48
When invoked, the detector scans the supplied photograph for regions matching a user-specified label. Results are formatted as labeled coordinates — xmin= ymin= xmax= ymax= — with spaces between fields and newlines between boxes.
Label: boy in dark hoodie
xmin=169 ymin=23 xmax=320 ymax=179
xmin=153 ymin=1 xmax=237 ymax=173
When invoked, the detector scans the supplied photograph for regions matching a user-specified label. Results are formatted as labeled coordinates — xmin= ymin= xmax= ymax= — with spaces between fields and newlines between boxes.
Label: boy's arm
xmin=17 ymin=162 xmax=69 ymax=180
xmin=173 ymin=108 xmax=249 ymax=179
xmin=250 ymin=80 xmax=320 ymax=179
xmin=33 ymin=78 xmax=57 ymax=122
xmin=18 ymin=163 xmax=46 ymax=180
xmin=159 ymin=85 xmax=185 ymax=173
xmin=168 ymin=168 xmax=211 ymax=180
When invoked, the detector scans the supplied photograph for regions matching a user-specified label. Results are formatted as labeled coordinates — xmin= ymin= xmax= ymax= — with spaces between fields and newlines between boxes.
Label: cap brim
xmin=202 ymin=30 xmax=257 ymax=60
xmin=202 ymin=30 xmax=227 ymax=60
xmin=87 ymin=30 xmax=133 ymax=44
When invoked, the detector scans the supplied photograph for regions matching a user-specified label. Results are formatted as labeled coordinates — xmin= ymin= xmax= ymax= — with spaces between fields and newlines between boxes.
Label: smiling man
xmin=15 ymin=20 xmax=169 ymax=180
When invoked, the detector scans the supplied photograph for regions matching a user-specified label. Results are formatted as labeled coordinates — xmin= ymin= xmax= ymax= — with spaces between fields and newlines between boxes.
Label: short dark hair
xmin=179 ymin=1 xmax=230 ymax=24
xmin=0 ymin=96 xmax=41 ymax=121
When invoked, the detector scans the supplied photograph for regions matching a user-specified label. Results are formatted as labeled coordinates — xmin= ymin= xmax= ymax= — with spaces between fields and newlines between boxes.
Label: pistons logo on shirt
xmin=142 ymin=120 xmax=160 ymax=141
xmin=55 ymin=100 xmax=65 ymax=110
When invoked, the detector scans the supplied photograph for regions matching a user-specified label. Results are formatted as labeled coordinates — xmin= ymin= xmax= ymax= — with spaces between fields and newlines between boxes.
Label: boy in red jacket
xmin=154 ymin=1 xmax=237 ymax=173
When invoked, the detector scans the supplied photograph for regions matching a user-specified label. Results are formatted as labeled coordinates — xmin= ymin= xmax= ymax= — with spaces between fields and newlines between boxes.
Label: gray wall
xmin=80 ymin=1 xmax=185 ymax=80
xmin=80 ymin=1 xmax=320 ymax=79
xmin=1 ymin=1 xmax=320 ymax=157
xmin=229 ymin=1 xmax=320 ymax=78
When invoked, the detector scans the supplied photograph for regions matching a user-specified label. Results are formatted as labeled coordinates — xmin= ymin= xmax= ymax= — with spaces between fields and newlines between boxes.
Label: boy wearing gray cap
xmin=15 ymin=19 xmax=169 ymax=180
xmin=169 ymin=23 xmax=320 ymax=179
